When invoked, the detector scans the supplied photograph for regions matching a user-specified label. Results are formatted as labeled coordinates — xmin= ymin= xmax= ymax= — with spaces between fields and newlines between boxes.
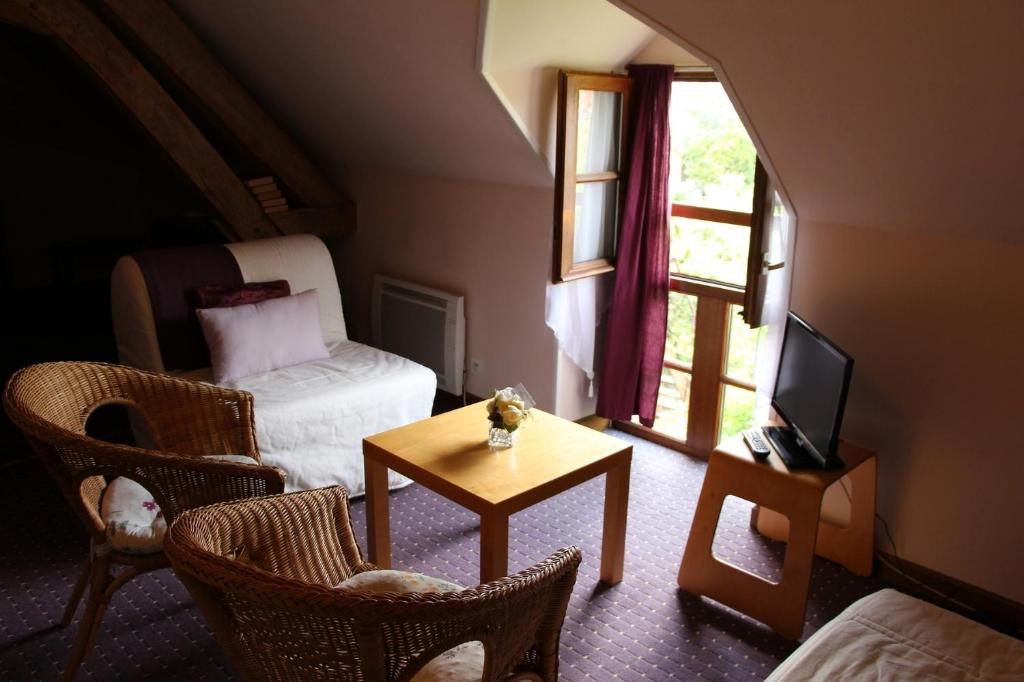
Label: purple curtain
xmin=596 ymin=64 xmax=673 ymax=427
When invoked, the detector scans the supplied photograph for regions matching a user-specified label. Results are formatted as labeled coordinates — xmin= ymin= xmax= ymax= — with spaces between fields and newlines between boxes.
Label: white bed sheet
xmin=766 ymin=588 xmax=1024 ymax=681
xmin=211 ymin=340 xmax=436 ymax=494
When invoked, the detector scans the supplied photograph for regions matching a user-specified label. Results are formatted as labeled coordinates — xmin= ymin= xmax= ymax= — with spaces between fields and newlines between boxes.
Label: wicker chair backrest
xmin=3 ymin=361 xmax=265 ymax=536
xmin=166 ymin=486 xmax=581 ymax=681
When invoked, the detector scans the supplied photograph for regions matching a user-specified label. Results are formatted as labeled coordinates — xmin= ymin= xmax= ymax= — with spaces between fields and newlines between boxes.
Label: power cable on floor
xmin=836 ymin=478 xmax=975 ymax=613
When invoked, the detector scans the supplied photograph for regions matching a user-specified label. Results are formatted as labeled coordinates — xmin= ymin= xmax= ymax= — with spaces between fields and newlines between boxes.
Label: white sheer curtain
xmin=754 ymin=189 xmax=795 ymax=418
xmin=545 ymin=275 xmax=610 ymax=397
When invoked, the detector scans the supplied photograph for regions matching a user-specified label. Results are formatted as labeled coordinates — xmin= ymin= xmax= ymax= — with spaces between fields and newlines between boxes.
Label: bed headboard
xmin=111 ymin=234 xmax=347 ymax=373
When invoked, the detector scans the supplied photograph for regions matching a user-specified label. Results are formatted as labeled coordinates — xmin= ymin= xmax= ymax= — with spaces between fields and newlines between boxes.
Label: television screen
xmin=771 ymin=312 xmax=853 ymax=465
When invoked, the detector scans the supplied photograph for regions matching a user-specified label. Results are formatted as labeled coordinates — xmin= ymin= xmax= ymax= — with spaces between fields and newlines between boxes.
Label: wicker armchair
xmin=166 ymin=486 xmax=582 ymax=681
xmin=2 ymin=361 xmax=286 ymax=681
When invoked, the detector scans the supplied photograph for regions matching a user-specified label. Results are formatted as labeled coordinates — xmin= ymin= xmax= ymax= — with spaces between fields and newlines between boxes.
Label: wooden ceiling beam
xmin=100 ymin=0 xmax=350 ymax=222
xmin=270 ymin=204 xmax=356 ymax=239
xmin=0 ymin=0 xmax=48 ymax=34
xmin=15 ymin=0 xmax=278 ymax=242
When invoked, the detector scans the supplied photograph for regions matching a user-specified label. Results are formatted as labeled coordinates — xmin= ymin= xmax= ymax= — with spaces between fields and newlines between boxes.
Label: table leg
xmin=479 ymin=512 xmax=509 ymax=584
xmin=600 ymin=454 xmax=631 ymax=585
xmin=364 ymin=456 xmax=391 ymax=568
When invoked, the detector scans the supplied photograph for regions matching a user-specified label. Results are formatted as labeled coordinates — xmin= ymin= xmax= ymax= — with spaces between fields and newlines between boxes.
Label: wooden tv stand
xmin=677 ymin=435 xmax=876 ymax=639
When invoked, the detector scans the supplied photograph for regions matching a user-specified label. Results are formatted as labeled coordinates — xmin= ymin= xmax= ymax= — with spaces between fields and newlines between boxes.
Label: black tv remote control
xmin=742 ymin=429 xmax=771 ymax=459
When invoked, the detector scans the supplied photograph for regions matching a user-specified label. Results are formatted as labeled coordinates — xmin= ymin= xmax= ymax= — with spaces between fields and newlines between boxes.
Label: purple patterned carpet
xmin=0 ymin=429 xmax=883 ymax=680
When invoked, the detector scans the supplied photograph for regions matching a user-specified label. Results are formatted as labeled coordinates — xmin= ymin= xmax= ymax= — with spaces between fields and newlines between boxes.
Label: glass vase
xmin=488 ymin=426 xmax=518 ymax=449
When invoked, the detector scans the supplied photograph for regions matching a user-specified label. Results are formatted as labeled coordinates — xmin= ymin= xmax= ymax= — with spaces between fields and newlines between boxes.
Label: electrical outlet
xmin=470 ymin=359 xmax=483 ymax=375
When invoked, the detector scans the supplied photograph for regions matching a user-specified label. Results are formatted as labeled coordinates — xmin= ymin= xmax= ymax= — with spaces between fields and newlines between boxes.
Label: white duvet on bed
xmin=766 ymin=588 xmax=1024 ymax=681
xmin=219 ymin=339 xmax=436 ymax=494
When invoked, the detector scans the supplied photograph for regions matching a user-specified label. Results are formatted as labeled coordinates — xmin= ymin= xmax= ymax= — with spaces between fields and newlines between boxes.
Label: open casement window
xmin=553 ymin=72 xmax=632 ymax=282
xmin=617 ymin=72 xmax=776 ymax=459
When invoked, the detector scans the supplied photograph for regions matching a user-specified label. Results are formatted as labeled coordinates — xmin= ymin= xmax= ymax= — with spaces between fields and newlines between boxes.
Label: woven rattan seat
xmin=3 ymin=361 xmax=286 ymax=680
xmin=166 ymin=486 xmax=582 ymax=681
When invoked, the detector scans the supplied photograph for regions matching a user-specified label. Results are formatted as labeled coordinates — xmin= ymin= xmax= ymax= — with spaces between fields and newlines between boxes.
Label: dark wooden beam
xmin=270 ymin=204 xmax=356 ymax=239
xmin=0 ymin=0 xmax=48 ymax=35
xmin=16 ymin=0 xmax=278 ymax=242
xmin=100 ymin=0 xmax=345 ymax=214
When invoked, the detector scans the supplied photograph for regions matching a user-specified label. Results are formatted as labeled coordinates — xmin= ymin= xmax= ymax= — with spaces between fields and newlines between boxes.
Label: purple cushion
xmin=192 ymin=280 xmax=291 ymax=309
xmin=196 ymin=289 xmax=331 ymax=383
xmin=131 ymin=245 xmax=243 ymax=371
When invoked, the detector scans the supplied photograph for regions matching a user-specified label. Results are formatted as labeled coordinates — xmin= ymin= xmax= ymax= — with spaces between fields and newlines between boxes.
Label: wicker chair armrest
xmin=70 ymin=439 xmax=286 ymax=524
xmin=131 ymin=377 xmax=261 ymax=461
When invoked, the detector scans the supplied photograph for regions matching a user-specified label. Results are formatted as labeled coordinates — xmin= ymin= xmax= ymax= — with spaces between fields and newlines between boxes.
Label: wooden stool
xmin=678 ymin=436 xmax=876 ymax=639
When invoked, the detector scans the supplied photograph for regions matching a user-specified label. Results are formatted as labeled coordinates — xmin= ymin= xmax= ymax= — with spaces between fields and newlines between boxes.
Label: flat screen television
xmin=764 ymin=312 xmax=854 ymax=469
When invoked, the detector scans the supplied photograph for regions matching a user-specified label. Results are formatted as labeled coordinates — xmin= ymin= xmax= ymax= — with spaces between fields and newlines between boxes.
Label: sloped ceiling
xmin=172 ymin=0 xmax=1024 ymax=243
xmin=614 ymin=0 xmax=1024 ymax=243
xmin=170 ymin=0 xmax=551 ymax=187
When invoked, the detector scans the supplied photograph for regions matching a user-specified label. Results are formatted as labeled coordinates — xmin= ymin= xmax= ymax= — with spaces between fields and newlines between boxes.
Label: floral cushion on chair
xmin=336 ymin=570 xmax=485 ymax=681
xmin=100 ymin=476 xmax=167 ymax=555
xmin=411 ymin=641 xmax=485 ymax=682
xmin=100 ymin=454 xmax=257 ymax=554
xmin=334 ymin=569 xmax=463 ymax=595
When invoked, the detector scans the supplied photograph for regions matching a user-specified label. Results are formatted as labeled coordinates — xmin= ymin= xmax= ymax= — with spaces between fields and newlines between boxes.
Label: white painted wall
xmin=336 ymin=167 xmax=559 ymax=411
xmin=482 ymin=0 xmax=700 ymax=173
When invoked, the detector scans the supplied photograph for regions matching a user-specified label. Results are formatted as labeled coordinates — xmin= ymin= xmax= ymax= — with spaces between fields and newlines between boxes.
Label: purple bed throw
xmin=131 ymin=244 xmax=243 ymax=371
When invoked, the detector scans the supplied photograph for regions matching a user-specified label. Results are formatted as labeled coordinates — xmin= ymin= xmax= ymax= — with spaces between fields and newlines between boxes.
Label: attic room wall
xmin=336 ymin=168 xmax=558 ymax=408
xmin=791 ymin=222 xmax=1024 ymax=604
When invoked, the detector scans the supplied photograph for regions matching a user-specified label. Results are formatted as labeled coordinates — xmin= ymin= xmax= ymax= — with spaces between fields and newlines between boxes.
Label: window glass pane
xmin=573 ymin=180 xmax=617 ymax=263
xmin=669 ymin=81 xmax=756 ymax=212
xmin=666 ymin=292 xmax=696 ymax=366
xmin=576 ymin=89 xmax=622 ymax=174
xmin=725 ymin=304 xmax=764 ymax=384
xmin=640 ymin=366 xmax=690 ymax=441
xmin=719 ymin=384 xmax=756 ymax=443
xmin=669 ymin=216 xmax=748 ymax=285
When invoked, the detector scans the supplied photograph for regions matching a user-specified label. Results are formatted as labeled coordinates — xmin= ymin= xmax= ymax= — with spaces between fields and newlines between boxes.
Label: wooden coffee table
xmin=363 ymin=403 xmax=632 ymax=585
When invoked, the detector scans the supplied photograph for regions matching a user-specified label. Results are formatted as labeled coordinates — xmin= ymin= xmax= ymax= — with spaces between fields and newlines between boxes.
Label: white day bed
xmin=111 ymin=234 xmax=436 ymax=494
xmin=767 ymin=588 xmax=1024 ymax=681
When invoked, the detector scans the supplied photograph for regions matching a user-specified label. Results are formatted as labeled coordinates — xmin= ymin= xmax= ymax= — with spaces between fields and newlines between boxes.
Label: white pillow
xmin=196 ymin=289 xmax=330 ymax=383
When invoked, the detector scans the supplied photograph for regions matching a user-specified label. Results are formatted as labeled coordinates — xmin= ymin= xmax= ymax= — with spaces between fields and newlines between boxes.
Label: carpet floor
xmin=0 ymin=429 xmax=884 ymax=680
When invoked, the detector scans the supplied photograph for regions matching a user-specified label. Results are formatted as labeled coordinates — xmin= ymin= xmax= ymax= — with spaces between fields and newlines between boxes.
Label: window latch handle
xmin=761 ymin=253 xmax=785 ymax=275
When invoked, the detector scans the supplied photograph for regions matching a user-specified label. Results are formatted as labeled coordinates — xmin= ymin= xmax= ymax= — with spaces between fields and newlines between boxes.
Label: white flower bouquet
xmin=485 ymin=384 xmax=534 ymax=447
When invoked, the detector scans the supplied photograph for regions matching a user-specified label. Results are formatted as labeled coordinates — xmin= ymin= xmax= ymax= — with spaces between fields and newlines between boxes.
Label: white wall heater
xmin=372 ymin=275 xmax=465 ymax=395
